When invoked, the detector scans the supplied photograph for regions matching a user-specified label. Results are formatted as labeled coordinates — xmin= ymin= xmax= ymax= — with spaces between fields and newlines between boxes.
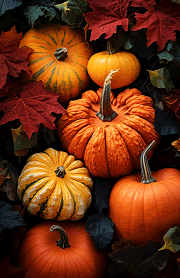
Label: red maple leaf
xmin=84 ymin=0 xmax=130 ymax=41
xmin=132 ymin=0 xmax=180 ymax=52
xmin=129 ymin=0 xmax=156 ymax=8
xmin=0 ymin=26 xmax=33 ymax=90
xmin=0 ymin=81 xmax=66 ymax=139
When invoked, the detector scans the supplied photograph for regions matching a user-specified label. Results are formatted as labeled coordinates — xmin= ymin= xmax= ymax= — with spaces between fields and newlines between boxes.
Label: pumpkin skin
xmin=109 ymin=142 xmax=180 ymax=245
xmin=57 ymin=86 xmax=160 ymax=178
xmin=18 ymin=220 xmax=106 ymax=278
xmin=87 ymin=51 xmax=141 ymax=88
xmin=17 ymin=148 xmax=93 ymax=221
xmin=19 ymin=24 xmax=94 ymax=104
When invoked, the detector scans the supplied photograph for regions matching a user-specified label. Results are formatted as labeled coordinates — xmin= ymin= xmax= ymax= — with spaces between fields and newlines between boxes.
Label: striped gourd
xmin=17 ymin=148 xmax=93 ymax=221
xmin=19 ymin=24 xmax=94 ymax=104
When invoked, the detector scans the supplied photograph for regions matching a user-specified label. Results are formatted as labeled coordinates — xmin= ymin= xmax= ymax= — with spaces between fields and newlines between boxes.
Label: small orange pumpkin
xmin=57 ymin=70 xmax=160 ymax=178
xmin=18 ymin=220 xmax=106 ymax=278
xmin=109 ymin=140 xmax=180 ymax=245
xmin=87 ymin=48 xmax=141 ymax=89
xmin=19 ymin=24 xmax=93 ymax=104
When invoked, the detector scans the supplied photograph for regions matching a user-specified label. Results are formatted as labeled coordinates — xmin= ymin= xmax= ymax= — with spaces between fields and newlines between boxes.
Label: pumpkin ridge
xmin=54 ymin=194 xmax=64 ymax=220
xmin=31 ymin=35 xmax=52 ymax=46
xmin=31 ymin=60 xmax=55 ymax=81
xmin=42 ymin=31 xmax=57 ymax=45
xmin=64 ymin=181 xmax=76 ymax=218
xmin=61 ymin=30 xmax=66 ymax=45
xmin=20 ymin=177 xmax=45 ymax=199
xmin=29 ymin=55 xmax=53 ymax=66
xmin=45 ymin=64 xmax=57 ymax=89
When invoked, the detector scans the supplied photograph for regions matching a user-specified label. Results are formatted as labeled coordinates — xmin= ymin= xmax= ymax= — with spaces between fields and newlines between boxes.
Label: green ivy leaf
xmin=55 ymin=0 xmax=92 ymax=29
xmin=158 ymin=226 xmax=180 ymax=253
xmin=0 ymin=0 xmax=22 ymax=17
xmin=11 ymin=124 xmax=37 ymax=157
xmin=23 ymin=3 xmax=60 ymax=28
xmin=157 ymin=41 xmax=174 ymax=63
xmin=147 ymin=68 xmax=174 ymax=92
xmin=171 ymin=0 xmax=180 ymax=3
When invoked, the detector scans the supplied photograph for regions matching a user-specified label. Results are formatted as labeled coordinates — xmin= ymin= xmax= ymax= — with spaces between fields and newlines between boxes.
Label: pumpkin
xmin=57 ymin=69 xmax=160 ymax=178
xmin=109 ymin=140 xmax=180 ymax=245
xmin=19 ymin=24 xmax=94 ymax=104
xmin=87 ymin=41 xmax=141 ymax=89
xmin=18 ymin=220 xmax=106 ymax=278
xmin=17 ymin=148 xmax=93 ymax=221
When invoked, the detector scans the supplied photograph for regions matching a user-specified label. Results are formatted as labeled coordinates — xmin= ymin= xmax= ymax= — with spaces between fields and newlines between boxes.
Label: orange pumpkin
xmin=57 ymin=70 xmax=160 ymax=178
xmin=18 ymin=221 xmax=106 ymax=278
xmin=87 ymin=50 xmax=141 ymax=89
xmin=19 ymin=24 xmax=93 ymax=104
xmin=109 ymin=140 xmax=180 ymax=245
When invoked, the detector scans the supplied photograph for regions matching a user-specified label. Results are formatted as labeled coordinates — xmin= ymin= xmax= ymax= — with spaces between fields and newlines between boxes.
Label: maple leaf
xmin=84 ymin=0 xmax=130 ymax=41
xmin=132 ymin=0 xmax=180 ymax=52
xmin=0 ymin=25 xmax=33 ymax=90
xmin=164 ymin=89 xmax=180 ymax=110
xmin=129 ymin=0 xmax=156 ymax=8
xmin=0 ymin=81 xmax=66 ymax=139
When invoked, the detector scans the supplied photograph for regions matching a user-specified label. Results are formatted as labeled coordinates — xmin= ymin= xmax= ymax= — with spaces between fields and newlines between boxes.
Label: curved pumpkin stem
xmin=96 ymin=69 xmax=119 ymax=122
xmin=55 ymin=166 xmax=66 ymax=178
xmin=54 ymin=47 xmax=68 ymax=61
xmin=50 ymin=225 xmax=71 ymax=249
xmin=140 ymin=140 xmax=156 ymax=184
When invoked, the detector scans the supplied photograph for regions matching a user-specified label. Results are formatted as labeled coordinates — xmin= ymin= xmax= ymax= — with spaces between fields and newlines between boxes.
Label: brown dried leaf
xmin=172 ymin=138 xmax=180 ymax=151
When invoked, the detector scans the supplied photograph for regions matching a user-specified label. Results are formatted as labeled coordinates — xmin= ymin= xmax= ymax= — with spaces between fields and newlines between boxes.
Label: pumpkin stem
xmin=54 ymin=47 xmax=68 ymax=61
xmin=107 ymin=34 xmax=117 ymax=55
xmin=55 ymin=166 xmax=66 ymax=178
xmin=140 ymin=140 xmax=156 ymax=184
xmin=96 ymin=69 xmax=119 ymax=121
xmin=50 ymin=225 xmax=71 ymax=249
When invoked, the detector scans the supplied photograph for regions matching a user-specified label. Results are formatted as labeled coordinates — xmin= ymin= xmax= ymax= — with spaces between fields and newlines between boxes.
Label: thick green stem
xmin=54 ymin=47 xmax=68 ymax=61
xmin=50 ymin=225 xmax=71 ymax=249
xmin=140 ymin=140 xmax=156 ymax=184
xmin=96 ymin=69 xmax=119 ymax=122
xmin=55 ymin=166 xmax=66 ymax=178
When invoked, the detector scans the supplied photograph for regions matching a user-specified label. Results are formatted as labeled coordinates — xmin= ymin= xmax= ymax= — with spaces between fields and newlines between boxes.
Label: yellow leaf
xmin=172 ymin=138 xmax=180 ymax=151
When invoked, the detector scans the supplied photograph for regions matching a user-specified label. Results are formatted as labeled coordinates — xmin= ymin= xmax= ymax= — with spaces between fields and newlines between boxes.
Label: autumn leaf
xmin=0 ymin=25 xmax=33 ymax=90
xmin=132 ymin=0 xmax=180 ymax=52
xmin=23 ymin=3 xmax=60 ymax=28
xmin=0 ymin=0 xmax=22 ymax=17
xmin=84 ymin=0 xmax=130 ymax=41
xmin=0 ymin=80 xmax=66 ymax=139
xmin=11 ymin=124 xmax=37 ymax=157
xmin=164 ymin=89 xmax=180 ymax=110
xmin=171 ymin=138 xmax=180 ymax=151
xmin=129 ymin=0 xmax=156 ymax=8
xmin=158 ymin=226 xmax=180 ymax=253
xmin=0 ymin=255 xmax=27 ymax=278
xmin=147 ymin=68 xmax=174 ymax=92
xmin=56 ymin=0 xmax=91 ymax=29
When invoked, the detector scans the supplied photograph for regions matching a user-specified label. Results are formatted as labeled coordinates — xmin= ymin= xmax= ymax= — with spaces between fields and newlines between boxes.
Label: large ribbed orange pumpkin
xmin=18 ymin=220 xmax=106 ymax=278
xmin=57 ymin=70 xmax=160 ymax=178
xmin=109 ymin=140 xmax=180 ymax=245
xmin=19 ymin=24 xmax=93 ymax=104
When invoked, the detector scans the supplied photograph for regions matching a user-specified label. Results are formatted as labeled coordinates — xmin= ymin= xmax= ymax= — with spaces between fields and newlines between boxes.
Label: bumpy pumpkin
xmin=17 ymin=148 xmax=93 ymax=220
xmin=19 ymin=24 xmax=93 ymax=104
xmin=57 ymin=70 xmax=160 ymax=178
xmin=87 ymin=48 xmax=141 ymax=89
xmin=109 ymin=140 xmax=180 ymax=245
xmin=18 ymin=220 xmax=106 ymax=278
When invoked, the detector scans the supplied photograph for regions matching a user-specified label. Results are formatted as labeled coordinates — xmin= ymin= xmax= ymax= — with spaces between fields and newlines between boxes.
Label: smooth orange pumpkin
xmin=57 ymin=70 xmax=160 ymax=178
xmin=19 ymin=24 xmax=94 ymax=104
xmin=109 ymin=140 xmax=180 ymax=245
xmin=18 ymin=220 xmax=106 ymax=278
xmin=87 ymin=50 xmax=141 ymax=89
